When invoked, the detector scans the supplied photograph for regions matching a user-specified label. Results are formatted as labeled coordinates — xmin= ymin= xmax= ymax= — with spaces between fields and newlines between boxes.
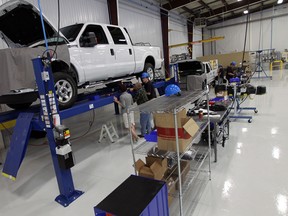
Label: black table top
xmin=95 ymin=175 xmax=166 ymax=216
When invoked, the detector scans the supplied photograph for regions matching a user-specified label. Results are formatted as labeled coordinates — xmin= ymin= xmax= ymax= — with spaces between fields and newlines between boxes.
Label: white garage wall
xmin=26 ymin=0 xmax=109 ymax=27
xmin=193 ymin=27 xmax=203 ymax=58
xmin=203 ymin=3 xmax=288 ymax=55
xmin=168 ymin=19 xmax=188 ymax=56
xmin=118 ymin=0 xmax=163 ymax=49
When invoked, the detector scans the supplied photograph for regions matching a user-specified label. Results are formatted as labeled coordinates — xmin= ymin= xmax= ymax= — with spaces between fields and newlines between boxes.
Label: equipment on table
xmin=256 ymin=86 xmax=266 ymax=95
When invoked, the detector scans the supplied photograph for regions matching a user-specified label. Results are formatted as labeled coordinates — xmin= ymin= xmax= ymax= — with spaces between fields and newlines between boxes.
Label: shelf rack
xmin=128 ymin=89 xmax=211 ymax=216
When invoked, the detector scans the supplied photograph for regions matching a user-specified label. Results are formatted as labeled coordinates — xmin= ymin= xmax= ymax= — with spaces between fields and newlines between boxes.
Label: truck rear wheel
xmin=144 ymin=63 xmax=155 ymax=80
xmin=54 ymin=72 xmax=77 ymax=109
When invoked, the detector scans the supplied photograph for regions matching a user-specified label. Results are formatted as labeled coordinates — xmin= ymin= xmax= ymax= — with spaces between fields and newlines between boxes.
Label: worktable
xmin=208 ymin=108 xmax=230 ymax=162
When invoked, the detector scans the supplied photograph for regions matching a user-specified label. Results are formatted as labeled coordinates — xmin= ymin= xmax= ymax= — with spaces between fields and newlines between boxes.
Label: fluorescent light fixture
xmin=237 ymin=0 xmax=242 ymax=1
xmin=243 ymin=10 xmax=249 ymax=14
xmin=278 ymin=0 xmax=283 ymax=4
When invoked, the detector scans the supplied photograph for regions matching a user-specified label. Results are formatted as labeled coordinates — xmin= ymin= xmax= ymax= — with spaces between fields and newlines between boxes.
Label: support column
xmin=107 ymin=0 xmax=118 ymax=25
xmin=160 ymin=9 xmax=169 ymax=76
xmin=202 ymin=28 xmax=204 ymax=56
xmin=187 ymin=21 xmax=193 ymax=59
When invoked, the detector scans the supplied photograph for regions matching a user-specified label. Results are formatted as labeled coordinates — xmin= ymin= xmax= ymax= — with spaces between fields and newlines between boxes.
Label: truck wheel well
xmin=51 ymin=61 xmax=78 ymax=84
xmin=145 ymin=56 xmax=155 ymax=68
xmin=69 ymin=64 xmax=79 ymax=84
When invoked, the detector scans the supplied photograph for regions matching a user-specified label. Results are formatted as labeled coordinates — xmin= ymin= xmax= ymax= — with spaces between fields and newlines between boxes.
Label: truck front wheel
xmin=54 ymin=72 xmax=77 ymax=109
xmin=144 ymin=63 xmax=155 ymax=80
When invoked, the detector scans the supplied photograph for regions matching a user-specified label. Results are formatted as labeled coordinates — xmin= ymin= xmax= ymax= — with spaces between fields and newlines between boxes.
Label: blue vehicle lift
xmin=0 ymin=58 xmax=172 ymax=207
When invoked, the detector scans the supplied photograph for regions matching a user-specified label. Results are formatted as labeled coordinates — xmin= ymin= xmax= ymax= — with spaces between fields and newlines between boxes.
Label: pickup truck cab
xmin=61 ymin=23 xmax=162 ymax=87
xmin=0 ymin=0 xmax=163 ymax=109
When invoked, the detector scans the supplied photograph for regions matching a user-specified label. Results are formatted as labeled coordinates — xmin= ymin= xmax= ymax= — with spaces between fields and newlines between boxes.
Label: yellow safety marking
xmin=0 ymin=120 xmax=16 ymax=130
xmin=2 ymin=172 xmax=16 ymax=181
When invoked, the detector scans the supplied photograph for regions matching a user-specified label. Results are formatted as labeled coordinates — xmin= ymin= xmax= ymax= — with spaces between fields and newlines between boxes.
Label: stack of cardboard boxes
xmin=135 ymin=156 xmax=190 ymax=206
xmin=135 ymin=109 xmax=199 ymax=206
xmin=154 ymin=109 xmax=199 ymax=153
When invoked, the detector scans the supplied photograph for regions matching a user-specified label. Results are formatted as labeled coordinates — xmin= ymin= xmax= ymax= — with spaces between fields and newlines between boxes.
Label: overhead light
xmin=243 ymin=10 xmax=249 ymax=14
xmin=237 ymin=0 xmax=242 ymax=1
xmin=278 ymin=0 xmax=283 ymax=4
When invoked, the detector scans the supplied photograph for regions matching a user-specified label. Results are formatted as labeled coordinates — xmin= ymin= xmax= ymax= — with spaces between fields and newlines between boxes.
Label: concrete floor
xmin=0 ymin=70 xmax=287 ymax=216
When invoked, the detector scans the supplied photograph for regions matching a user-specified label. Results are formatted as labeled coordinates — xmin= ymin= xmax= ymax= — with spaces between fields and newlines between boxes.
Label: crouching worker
xmin=133 ymin=82 xmax=151 ymax=137
xmin=114 ymin=84 xmax=139 ymax=142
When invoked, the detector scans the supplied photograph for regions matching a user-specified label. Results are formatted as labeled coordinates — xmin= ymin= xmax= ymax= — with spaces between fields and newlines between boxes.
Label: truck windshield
xmin=60 ymin=24 xmax=84 ymax=42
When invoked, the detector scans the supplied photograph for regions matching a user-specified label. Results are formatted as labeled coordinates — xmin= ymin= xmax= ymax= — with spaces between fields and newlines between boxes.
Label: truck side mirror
xmin=80 ymin=32 xmax=98 ymax=47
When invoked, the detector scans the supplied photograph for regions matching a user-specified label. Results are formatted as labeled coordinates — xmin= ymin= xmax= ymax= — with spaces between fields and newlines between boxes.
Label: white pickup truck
xmin=202 ymin=61 xmax=217 ymax=84
xmin=0 ymin=0 xmax=163 ymax=109
xmin=177 ymin=59 xmax=217 ymax=87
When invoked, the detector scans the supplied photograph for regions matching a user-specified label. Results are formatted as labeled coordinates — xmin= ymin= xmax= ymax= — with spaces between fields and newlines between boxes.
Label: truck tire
xmin=144 ymin=63 xmax=155 ymax=80
xmin=54 ymin=72 xmax=77 ymax=109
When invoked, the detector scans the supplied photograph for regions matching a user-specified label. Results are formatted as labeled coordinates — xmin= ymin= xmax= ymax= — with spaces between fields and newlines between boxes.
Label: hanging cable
xmin=51 ymin=0 xmax=61 ymax=59
xmin=258 ymin=7 xmax=263 ymax=50
xmin=37 ymin=0 xmax=49 ymax=54
xmin=241 ymin=13 xmax=249 ymax=70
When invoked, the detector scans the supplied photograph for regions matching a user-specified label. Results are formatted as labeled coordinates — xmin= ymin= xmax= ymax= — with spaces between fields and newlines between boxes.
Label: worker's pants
xmin=140 ymin=113 xmax=151 ymax=136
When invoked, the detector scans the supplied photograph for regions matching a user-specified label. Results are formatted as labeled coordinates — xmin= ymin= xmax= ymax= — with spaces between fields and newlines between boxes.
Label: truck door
xmin=107 ymin=26 xmax=135 ymax=76
xmin=78 ymin=24 xmax=115 ymax=82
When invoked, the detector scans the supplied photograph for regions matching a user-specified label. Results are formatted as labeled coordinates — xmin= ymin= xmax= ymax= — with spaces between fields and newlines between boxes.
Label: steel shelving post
xmin=174 ymin=108 xmax=183 ymax=216
xmin=206 ymin=87 xmax=212 ymax=180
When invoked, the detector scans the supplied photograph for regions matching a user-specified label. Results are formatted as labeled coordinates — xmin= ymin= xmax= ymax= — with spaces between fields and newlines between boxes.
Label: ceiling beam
xmin=198 ymin=0 xmax=214 ymax=16
xmin=182 ymin=6 xmax=194 ymax=15
xmin=200 ymin=0 xmax=264 ymax=19
xmin=207 ymin=0 xmax=287 ymax=26
xmin=221 ymin=0 xmax=235 ymax=16
xmin=162 ymin=0 xmax=197 ymax=10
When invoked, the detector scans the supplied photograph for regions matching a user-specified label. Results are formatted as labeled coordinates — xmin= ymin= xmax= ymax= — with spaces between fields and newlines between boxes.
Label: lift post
xmin=33 ymin=57 xmax=83 ymax=206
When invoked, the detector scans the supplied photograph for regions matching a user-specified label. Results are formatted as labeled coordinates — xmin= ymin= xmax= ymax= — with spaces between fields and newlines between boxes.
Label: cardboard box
xmin=155 ymin=109 xmax=199 ymax=152
xmin=163 ymin=160 xmax=190 ymax=206
xmin=173 ymin=160 xmax=190 ymax=190
xmin=166 ymin=176 xmax=177 ymax=206
xmin=135 ymin=156 xmax=167 ymax=180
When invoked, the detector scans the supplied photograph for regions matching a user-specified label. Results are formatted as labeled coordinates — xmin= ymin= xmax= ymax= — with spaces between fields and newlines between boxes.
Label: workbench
xmin=209 ymin=108 xmax=230 ymax=162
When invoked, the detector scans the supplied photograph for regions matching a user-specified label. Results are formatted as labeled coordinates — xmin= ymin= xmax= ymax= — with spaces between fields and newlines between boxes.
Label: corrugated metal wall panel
xmin=203 ymin=29 xmax=212 ymax=56
xmin=214 ymin=24 xmax=246 ymax=54
xmin=271 ymin=16 xmax=288 ymax=52
xmin=250 ymin=19 xmax=272 ymax=51
xmin=193 ymin=27 xmax=203 ymax=58
xmin=119 ymin=0 xmax=163 ymax=50
xmin=26 ymin=0 xmax=109 ymax=27
xmin=204 ymin=4 xmax=288 ymax=55
xmin=168 ymin=19 xmax=188 ymax=56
